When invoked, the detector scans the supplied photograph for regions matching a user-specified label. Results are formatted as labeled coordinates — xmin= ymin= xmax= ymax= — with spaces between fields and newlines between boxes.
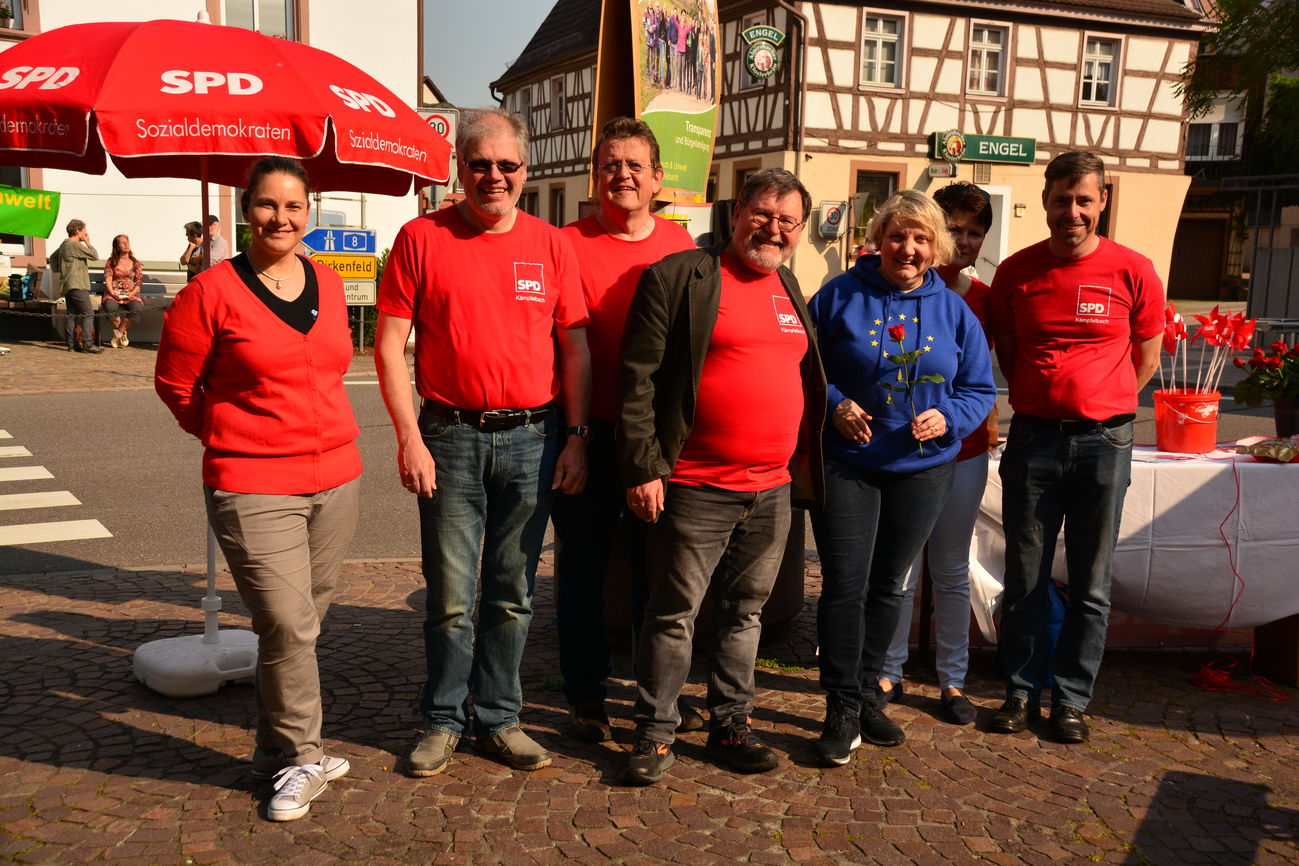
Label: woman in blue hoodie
xmin=808 ymin=189 xmax=996 ymax=767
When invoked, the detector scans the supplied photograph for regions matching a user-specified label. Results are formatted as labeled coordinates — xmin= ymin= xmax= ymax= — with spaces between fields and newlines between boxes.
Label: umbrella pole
xmin=200 ymin=156 xmax=212 ymax=283
xmin=198 ymin=156 xmax=222 ymax=646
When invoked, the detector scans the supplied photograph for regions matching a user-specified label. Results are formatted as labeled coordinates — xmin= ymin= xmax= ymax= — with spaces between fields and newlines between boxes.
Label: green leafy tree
xmin=1180 ymin=0 xmax=1299 ymax=119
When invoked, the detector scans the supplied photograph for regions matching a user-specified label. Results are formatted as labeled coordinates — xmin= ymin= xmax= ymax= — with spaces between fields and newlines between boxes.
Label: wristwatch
xmin=566 ymin=425 xmax=591 ymax=441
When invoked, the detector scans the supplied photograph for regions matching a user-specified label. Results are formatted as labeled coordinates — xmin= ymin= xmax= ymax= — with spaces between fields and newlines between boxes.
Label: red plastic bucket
xmin=1153 ymin=389 xmax=1220 ymax=453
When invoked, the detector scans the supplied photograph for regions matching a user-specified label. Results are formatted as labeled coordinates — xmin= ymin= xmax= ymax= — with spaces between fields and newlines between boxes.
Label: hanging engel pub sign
xmin=742 ymin=25 xmax=785 ymax=80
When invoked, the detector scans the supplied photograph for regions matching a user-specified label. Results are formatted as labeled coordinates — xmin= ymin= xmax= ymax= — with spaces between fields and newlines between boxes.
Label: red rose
xmin=1271 ymin=356 xmax=1286 ymax=369
xmin=1289 ymin=344 xmax=1299 ymax=358
xmin=888 ymin=323 xmax=906 ymax=342
xmin=1272 ymin=340 xmax=1289 ymax=355
xmin=1233 ymin=357 xmax=1246 ymax=368
xmin=1252 ymin=347 xmax=1265 ymax=359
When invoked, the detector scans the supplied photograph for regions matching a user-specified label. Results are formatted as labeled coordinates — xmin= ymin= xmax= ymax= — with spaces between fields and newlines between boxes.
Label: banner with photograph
xmin=630 ymin=0 xmax=720 ymax=197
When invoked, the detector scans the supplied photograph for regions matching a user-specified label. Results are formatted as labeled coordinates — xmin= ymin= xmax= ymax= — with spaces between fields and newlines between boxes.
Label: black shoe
xmin=815 ymin=703 xmax=862 ymax=767
xmin=622 ymin=738 xmax=674 ymax=786
xmin=875 ymin=680 xmax=904 ymax=709
xmin=675 ymin=699 xmax=705 ymax=733
xmin=941 ymin=693 xmax=977 ymax=726
xmin=82 ymin=344 xmax=103 ymax=354
xmin=705 ymin=717 xmax=778 ymax=774
xmin=67 ymin=343 xmax=77 ymax=352
xmin=859 ymin=703 xmax=905 ymax=747
xmin=1049 ymin=705 xmax=1090 ymax=743
xmin=567 ymin=700 xmax=612 ymax=743
xmin=991 ymin=697 xmax=1041 ymax=734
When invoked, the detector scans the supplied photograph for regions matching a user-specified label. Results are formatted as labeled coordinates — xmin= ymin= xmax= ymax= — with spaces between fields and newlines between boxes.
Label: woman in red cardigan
xmin=155 ymin=157 xmax=362 ymax=823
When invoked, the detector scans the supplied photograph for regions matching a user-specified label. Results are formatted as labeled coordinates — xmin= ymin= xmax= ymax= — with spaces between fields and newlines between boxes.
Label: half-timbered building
xmin=493 ymin=0 xmax=1207 ymax=294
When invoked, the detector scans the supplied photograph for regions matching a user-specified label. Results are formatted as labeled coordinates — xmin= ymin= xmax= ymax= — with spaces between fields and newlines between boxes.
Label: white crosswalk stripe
xmin=0 ymin=446 xmax=33 ymax=458
xmin=0 ymin=466 xmax=54 ymax=482
xmin=0 ymin=430 xmax=12 ymax=439
xmin=0 ymin=519 xmax=112 ymax=545
xmin=0 ymin=491 xmax=80 ymax=511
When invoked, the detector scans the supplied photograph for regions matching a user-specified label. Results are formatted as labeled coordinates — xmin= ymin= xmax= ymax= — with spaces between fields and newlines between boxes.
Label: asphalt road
xmin=0 ymin=356 xmax=1280 ymax=576
xmin=2 ymin=382 xmax=422 ymax=575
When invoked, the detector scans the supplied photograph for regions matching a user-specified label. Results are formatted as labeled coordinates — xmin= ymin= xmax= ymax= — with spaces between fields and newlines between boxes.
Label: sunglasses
xmin=464 ymin=159 xmax=524 ymax=175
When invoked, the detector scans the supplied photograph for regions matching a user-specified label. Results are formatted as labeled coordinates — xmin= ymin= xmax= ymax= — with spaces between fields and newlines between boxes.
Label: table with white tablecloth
xmin=967 ymin=446 xmax=1299 ymax=648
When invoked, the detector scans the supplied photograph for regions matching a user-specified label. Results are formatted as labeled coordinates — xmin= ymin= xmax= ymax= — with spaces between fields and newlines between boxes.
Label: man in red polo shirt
xmin=375 ymin=108 xmax=591 ymax=777
xmin=988 ymin=151 xmax=1163 ymax=744
xmin=554 ymin=117 xmax=696 ymax=742
xmin=617 ymin=168 xmax=825 ymax=785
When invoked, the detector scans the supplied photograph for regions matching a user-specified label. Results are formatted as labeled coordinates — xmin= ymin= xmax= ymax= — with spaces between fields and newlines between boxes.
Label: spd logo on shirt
xmin=1075 ymin=284 xmax=1112 ymax=321
xmin=772 ymin=295 xmax=804 ymax=334
xmin=514 ymin=262 xmax=546 ymax=303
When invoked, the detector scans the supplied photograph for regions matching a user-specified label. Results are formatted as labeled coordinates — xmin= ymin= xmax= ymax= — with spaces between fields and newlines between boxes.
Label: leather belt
xmin=420 ymin=399 xmax=550 ymax=431
xmin=1017 ymin=412 xmax=1135 ymax=435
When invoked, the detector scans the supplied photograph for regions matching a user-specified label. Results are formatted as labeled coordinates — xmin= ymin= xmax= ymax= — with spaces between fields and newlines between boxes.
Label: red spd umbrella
xmin=0 ymin=19 xmax=451 ymax=194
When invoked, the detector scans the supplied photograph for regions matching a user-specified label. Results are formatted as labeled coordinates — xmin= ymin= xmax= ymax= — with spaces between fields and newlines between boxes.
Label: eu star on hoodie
xmin=808 ymin=255 xmax=996 ymax=474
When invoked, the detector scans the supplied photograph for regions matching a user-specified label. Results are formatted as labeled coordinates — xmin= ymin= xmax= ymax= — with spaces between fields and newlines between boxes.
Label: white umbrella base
xmin=133 ymin=630 xmax=258 ymax=698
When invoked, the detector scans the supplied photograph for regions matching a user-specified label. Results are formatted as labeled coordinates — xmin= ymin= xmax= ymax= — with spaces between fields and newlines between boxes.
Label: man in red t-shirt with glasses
xmin=375 ymin=109 xmax=591 ymax=778
xmin=617 ymin=168 xmax=826 ymax=785
xmin=987 ymin=151 xmax=1163 ymax=744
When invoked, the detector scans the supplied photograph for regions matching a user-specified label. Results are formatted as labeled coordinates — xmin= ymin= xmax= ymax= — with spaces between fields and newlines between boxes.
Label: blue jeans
xmin=551 ymin=418 xmax=649 ymax=707
xmin=416 ymin=407 xmax=557 ymax=736
xmin=811 ymin=457 xmax=954 ymax=714
xmin=633 ymin=482 xmax=791 ymax=744
xmin=884 ymin=452 xmax=988 ymax=690
xmin=64 ymin=288 xmax=95 ymax=348
xmin=997 ymin=415 xmax=1133 ymax=711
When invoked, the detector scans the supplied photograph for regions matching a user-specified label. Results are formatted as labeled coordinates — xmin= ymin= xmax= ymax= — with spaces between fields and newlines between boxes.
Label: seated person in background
xmin=104 ymin=234 xmax=144 ymax=348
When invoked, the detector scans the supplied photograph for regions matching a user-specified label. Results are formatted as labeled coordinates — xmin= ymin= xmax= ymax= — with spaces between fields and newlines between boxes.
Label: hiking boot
xmin=621 ymin=738 xmax=674 ymax=786
xmin=82 ymin=344 xmax=103 ymax=354
xmin=675 ymin=699 xmax=705 ymax=733
xmin=815 ymin=704 xmax=862 ymax=766
xmin=859 ymin=703 xmax=905 ymax=747
xmin=251 ymin=747 xmax=350 ymax=782
xmin=266 ymin=764 xmax=327 ymax=822
xmin=567 ymin=700 xmax=612 ymax=743
xmin=474 ymin=725 xmax=552 ymax=771
xmin=705 ymin=717 xmax=778 ymax=774
xmin=407 ymin=729 xmax=460 ymax=777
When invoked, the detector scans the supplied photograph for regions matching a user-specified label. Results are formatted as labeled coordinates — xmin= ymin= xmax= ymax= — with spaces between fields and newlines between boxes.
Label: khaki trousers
xmin=205 ymin=478 xmax=360 ymax=765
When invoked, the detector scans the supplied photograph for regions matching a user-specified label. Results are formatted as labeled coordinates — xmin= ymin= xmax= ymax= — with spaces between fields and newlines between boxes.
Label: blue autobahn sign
xmin=302 ymin=227 xmax=376 ymax=254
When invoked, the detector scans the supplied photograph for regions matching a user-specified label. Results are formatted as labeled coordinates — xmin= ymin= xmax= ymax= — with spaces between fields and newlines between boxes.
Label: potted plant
xmin=0 ymin=5 xmax=13 ymax=28
xmin=1233 ymin=339 xmax=1299 ymax=437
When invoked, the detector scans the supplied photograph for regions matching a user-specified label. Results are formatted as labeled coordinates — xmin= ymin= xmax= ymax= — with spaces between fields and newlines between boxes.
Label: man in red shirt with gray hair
xmin=375 ymin=108 xmax=591 ymax=778
xmin=617 ymin=168 xmax=825 ymax=785
xmin=988 ymin=151 xmax=1163 ymax=744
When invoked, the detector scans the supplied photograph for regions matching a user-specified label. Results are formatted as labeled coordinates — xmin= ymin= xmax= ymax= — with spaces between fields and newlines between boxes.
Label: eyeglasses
xmin=747 ymin=209 xmax=804 ymax=233
xmin=597 ymin=160 xmax=651 ymax=176
xmin=464 ymin=159 xmax=524 ymax=176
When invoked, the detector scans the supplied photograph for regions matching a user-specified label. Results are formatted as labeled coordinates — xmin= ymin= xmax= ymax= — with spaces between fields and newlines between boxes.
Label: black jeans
xmin=811 ymin=456 xmax=954 ymax=714
xmin=550 ymin=419 xmax=650 ymax=706
xmin=64 ymin=289 xmax=94 ymax=348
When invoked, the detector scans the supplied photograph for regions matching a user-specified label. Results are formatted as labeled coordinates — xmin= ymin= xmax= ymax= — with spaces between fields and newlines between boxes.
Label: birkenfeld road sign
xmin=302 ymin=227 xmax=376 ymax=254
xmin=312 ymin=253 xmax=376 ymax=280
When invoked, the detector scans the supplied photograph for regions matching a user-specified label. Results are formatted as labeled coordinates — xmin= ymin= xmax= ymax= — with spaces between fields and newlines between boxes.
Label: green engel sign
xmin=0 ymin=185 xmax=60 ymax=237
xmin=929 ymin=131 xmax=1036 ymax=165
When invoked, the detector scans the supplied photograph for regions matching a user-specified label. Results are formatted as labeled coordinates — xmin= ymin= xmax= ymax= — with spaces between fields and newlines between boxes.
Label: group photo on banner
xmin=630 ymin=0 xmax=720 ymax=195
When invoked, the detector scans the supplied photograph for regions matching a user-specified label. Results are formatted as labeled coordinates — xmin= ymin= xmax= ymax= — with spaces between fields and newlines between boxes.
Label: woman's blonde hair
xmin=864 ymin=189 xmax=955 ymax=268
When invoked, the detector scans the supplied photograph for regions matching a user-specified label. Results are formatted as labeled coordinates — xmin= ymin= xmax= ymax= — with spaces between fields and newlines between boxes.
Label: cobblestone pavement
xmin=1 ymin=554 xmax=1296 ymax=866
